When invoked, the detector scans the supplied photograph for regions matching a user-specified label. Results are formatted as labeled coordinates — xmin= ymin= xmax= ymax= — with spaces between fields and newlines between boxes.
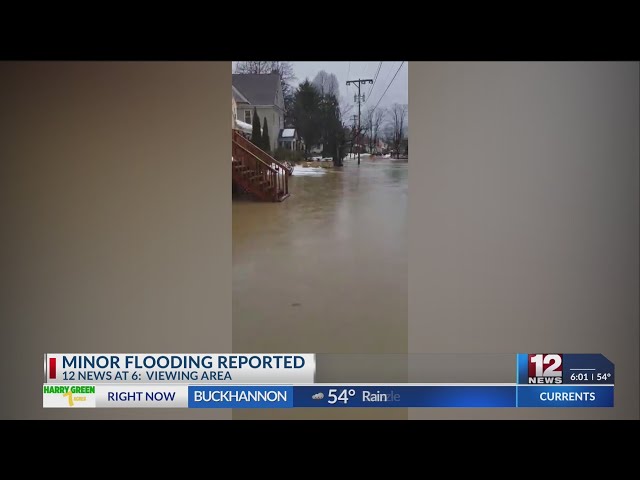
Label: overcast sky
xmin=232 ymin=61 xmax=408 ymax=113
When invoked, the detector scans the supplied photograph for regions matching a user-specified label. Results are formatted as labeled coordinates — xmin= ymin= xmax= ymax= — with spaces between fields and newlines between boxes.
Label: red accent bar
xmin=49 ymin=357 xmax=56 ymax=379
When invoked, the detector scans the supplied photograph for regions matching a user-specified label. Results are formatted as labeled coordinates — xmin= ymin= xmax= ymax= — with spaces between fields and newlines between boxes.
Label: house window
xmin=245 ymin=110 xmax=251 ymax=124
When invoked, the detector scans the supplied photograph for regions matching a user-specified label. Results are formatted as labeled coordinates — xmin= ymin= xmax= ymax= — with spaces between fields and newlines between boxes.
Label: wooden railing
xmin=232 ymin=130 xmax=293 ymax=176
xmin=232 ymin=132 xmax=289 ymax=201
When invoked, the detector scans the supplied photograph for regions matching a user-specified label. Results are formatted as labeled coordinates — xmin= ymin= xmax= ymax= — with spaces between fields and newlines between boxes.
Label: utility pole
xmin=346 ymin=78 xmax=373 ymax=165
xmin=350 ymin=115 xmax=358 ymax=156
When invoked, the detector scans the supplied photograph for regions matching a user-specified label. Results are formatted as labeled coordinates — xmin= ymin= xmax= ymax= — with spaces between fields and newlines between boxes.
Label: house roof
xmin=232 ymin=85 xmax=249 ymax=104
xmin=232 ymin=73 xmax=280 ymax=106
xmin=279 ymin=128 xmax=296 ymax=139
xmin=234 ymin=119 xmax=253 ymax=134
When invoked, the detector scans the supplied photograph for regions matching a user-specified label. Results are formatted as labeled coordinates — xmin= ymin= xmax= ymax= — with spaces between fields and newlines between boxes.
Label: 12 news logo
xmin=528 ymin=354 xmax=563 ymax=384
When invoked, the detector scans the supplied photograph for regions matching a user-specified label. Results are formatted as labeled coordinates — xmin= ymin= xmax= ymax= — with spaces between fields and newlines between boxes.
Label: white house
xmin=232 ymin=73 xmax=284 ymax=152
xmin=232 ymin=93 xmax=236 ymax=127
xmin=232 ymin=88 xmax=252 ymax=135
xmin=278 ymin=128 xmax=304 ymax=151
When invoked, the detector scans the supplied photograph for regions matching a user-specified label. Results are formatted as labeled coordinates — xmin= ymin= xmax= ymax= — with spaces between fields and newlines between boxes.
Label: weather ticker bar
xmin=43 ymin=353 xmax=614 ymax=408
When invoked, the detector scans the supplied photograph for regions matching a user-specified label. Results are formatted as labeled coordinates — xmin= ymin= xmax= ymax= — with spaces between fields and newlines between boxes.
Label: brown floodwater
xmin=233 ymin=154 xmax=408 ymax=419
xmin=233 ymin=155 xmax=408 ymax=352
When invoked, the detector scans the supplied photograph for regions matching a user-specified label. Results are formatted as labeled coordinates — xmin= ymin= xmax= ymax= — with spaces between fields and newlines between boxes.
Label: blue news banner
xmin=187 ymin=354 xmax=614 ymax=408
xmin=187 ymin=385 xmax=613 ymax=408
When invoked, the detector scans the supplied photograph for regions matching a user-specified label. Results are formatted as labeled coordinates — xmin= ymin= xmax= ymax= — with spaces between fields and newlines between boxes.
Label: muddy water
xmin=232 ymin=155 xmax=407 ymax=419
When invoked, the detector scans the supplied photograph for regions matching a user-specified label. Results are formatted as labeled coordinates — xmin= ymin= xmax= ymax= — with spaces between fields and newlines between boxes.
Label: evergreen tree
xmin=251 ymin=107 xmax=261 ymax=147
xmin=262 ymin=117 xmax=271 ymax=153
xmin=322 ymin=93 xmax=343 ymax=166
xmin=292 ymin=80 xmax=321 ymax=158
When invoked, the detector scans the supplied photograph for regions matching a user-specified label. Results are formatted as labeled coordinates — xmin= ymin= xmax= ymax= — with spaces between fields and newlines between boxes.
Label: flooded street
xmin=233 ymin=155 xmax=408 ymax=355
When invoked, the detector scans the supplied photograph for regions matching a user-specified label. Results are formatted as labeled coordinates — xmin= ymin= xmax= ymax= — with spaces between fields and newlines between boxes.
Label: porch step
xmin=232 ymin=130 xmax=289 ymax=202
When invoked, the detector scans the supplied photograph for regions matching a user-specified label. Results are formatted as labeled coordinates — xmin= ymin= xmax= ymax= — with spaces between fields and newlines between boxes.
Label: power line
xmin=359 ymin=62 xmax=373 ymax=86
xmin=371 ymin=61 xmax=405 ymax=112
xmin=378 ymin=61 xmax=396 ymax=95
xmin=345 ymin=61 xmax=351 ymax=97
xmin=366 ymin=62 xmax=383 ymax=101
xmin=373 ymin=62 xmax=383 ymax=85
xmin=360 ymin=62 xmax=368 ymax=79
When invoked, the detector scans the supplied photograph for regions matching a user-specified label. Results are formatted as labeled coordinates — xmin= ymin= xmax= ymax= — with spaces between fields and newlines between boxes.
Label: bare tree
xmin=312 ymin=70 xmax=340 ymax=97
xmin=268 ymin=61 xmax=296 ymax=85
xmin=339 ymin=97 xmax=353 ymax=119
xmin=234 ymin=61 xmax=272 ymax=74
xmin=234 ymin=61 xmax=296 ymax=90
xmin=363 ymin=106 xmax=387 ymax=153
xmin=362 ymin=106 xmax=374 ymax=152
xmin=235 ymin=61 xmax=295 ymax=81
xmin=382 ymin=123 xmax=394 ymax=147
xmin=268 ymin=62 xmax=297 ymax=124
xmin=372 ymin=108 xmax=386 ymax=152
xmin=389 ymin=103 xmax=407 ymax=158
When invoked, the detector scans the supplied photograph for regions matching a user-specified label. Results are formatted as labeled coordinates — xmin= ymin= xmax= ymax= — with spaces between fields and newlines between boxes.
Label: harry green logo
xmin=43 ymin=385 xmax=95 ymax=406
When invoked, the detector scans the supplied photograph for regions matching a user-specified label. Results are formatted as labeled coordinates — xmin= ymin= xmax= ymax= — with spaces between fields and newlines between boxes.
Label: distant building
xmin=376 ymin=138 xmax=388 ymax=152
xmin=232 ymin=73 xmax=284 ymax=152
xmin=309 ymin=144 xmax=323 ymax=155
xmin=278 ymin=128 xmax=304 ymax=151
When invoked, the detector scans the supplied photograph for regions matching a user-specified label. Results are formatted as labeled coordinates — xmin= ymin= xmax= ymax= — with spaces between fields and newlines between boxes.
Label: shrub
xmin=262 ymin=118 xmax=271 ymax=153
xmin=273 ymin=148 xmax=288 ymax=162
xmin=274 ymin=148 xmax=305 ymax=164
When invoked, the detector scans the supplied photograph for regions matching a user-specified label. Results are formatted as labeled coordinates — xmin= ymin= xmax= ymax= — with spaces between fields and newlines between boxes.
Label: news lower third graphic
xmin=42 ymin=353 xmax=615 ymax=408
